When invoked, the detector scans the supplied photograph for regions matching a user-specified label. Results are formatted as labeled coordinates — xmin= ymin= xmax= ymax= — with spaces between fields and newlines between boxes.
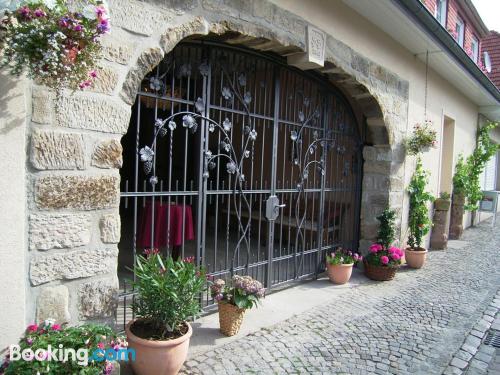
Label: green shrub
xmin=131 ymin=254 xmax=206 ymax=339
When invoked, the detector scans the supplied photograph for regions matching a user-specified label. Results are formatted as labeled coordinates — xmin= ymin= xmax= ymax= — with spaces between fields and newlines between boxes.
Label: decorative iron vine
xmin=290 ymin=100 xmax=339 ymax=276
xmin=139 ymin=60 xmax=257 ymax=276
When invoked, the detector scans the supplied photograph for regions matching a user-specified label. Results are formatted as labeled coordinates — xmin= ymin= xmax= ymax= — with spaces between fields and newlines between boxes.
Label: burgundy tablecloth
xmin=137 ymin=201 xmax=194 ymax=248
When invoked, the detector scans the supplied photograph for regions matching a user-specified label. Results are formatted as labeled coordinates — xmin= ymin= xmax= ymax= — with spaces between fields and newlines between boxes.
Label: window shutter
xmin=483 ymin=154 xmax=498 ymax=191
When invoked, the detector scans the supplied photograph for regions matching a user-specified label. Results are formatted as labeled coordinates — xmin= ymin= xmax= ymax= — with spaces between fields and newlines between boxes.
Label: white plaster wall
xmin=0 ymin=69 xmax=28 ymax=349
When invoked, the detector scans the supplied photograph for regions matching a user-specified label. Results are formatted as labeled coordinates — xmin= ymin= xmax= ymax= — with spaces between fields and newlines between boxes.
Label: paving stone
xmin=478 ymin=345 xmax=495 ymax=355
xmin=456 ymin=350 xmax=473 ymax=362
xmin=474 ymin=351 xmax=492 ymax=363
xmin=465 ymin=336 xmax=482 ymax=348
xmin=469 ymin=359 xmax=489 ymax=371
xmin=463 ymin=344 xmax=479 ymax=356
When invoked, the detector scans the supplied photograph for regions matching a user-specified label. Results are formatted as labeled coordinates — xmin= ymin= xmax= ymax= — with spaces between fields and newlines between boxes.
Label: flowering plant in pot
xmin=405 ymin=121 xmax=437 ymax=155
xmin=406 ymin=157 xmax=434 ymax=268
xmin=364 ymin=207 xmax=404 ymax=281
xmin=0 ymin=319 xmax=128 ymax=375
xmin=210 ymin=275 xmax=265 ymax=337
xmin=325 ymin=247 xmax=362 ymax=284
xmin=126 ymin=252 xmax=206 ymax=375
xmin=1 ymin=0 xmax=110 ymax=91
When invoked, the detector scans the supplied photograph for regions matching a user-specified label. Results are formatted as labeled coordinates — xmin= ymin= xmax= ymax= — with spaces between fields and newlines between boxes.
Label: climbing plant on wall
xmin=407 ymin=157 xmax=434 ymax=249
xmin=463 ymin=122 xmax=499 ymax=212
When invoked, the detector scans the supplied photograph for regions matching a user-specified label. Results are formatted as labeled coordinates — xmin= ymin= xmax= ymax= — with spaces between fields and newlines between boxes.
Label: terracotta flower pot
xmin=126 ymin=320 xmax=192 ymax=375
xmin=363 ymin=260 xmax=397 ymax=281
xmin=405 ymin=247 xmax=428 ymax=269
xmin=218 ymin=301 xmax=246 ymax=337
xmin=434 ymin=198 xmax=451 ymax=211
xmin=326 ymin=263 xmax=354 ymax=284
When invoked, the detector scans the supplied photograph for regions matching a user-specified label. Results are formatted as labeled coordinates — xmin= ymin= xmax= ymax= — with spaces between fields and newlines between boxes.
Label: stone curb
xmin=443 ymin=289 xmax=500 ymax=375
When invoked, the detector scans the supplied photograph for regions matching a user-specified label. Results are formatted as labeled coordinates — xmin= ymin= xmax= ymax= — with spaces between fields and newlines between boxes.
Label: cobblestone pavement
xmin=180 ymin=218 xmax=500 ymax=375
xmin=445 ymin=289 xmax=500 ymax=375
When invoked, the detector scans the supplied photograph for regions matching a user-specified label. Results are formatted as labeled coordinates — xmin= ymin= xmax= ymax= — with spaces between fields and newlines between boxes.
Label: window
xmin=456 ymin=16 xmax=465 ymax=47
xmin=481 ymin=153 xmax=498 ymax=191
xmin=471 ymin=36 xmax=479 ymax=63
xmin=436 ymin=0 xmax=447 ymax=26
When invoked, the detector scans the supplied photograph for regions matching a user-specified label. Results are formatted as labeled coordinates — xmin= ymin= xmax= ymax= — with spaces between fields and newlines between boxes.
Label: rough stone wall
xmin=27 ymin=0 xmax=409 ymax=326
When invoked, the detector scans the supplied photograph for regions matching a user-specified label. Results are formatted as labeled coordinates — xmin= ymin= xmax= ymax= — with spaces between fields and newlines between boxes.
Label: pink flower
xmin=79 ymin=80 xmax=92 ymax=90
xmin=183 ymin=256 xmax=195 ymax=263
xmin=95 ymin=6 xmax=108 ymax=19
xmin=380 ymin=256 xmax=389 ymax=265
xmin=26 ymin=337 xmax=33 ymax=345
xmin=104 ymin=361 xmax=114 ymax=375
xmin=74 ymin=24 xmax=83 ymax=32
xmin=391 ymin=253 xmax=401 ymax=261
xmin=97 ymin=342 xmax=105 ymax=350
xmin=34 ymin=9 xmax=46 ymax=18
xmin=51 ymin=324 xmax=61 ymax=331
xmin=18 ymin=6 xmax=31 ymax=18
xmin=26 ymin=324 xmax=38 ymax=333
xmin=353 ymin=254 xmax=359 ymax=261
xmin=369 ymin=243 xmax=382 ymax=253
xmin=89 ymin=70 xmax=98 ymax=78
xmin=389 ymin=246 xmax=403 ymax=257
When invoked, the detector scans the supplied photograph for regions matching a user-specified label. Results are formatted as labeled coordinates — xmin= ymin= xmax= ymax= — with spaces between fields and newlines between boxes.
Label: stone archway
xmin=26 ymin=1 xmax=408 ymax=328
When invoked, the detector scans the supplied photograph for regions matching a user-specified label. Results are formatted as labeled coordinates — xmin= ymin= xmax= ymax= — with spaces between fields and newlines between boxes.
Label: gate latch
xmin=265 ymin=195 xmax=286 ymax=221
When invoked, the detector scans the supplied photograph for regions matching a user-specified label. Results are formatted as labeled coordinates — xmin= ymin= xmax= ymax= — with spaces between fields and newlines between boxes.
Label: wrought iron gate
xmin=118 ymin=41 xmax=362 ymax=320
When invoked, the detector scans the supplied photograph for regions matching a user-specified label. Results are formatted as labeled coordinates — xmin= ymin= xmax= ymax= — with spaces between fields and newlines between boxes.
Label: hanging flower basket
xmin=0 ymin=0 xmax=110 ymax=91
xmin=405 ymin=121 xmax=437 ymax=155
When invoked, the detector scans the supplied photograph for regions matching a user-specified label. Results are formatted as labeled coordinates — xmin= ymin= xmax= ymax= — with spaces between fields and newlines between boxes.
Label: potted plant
xmin=1 ymin=319 xmax=128 ymax=374
xmin=325 ymin=247 xmax=362 ymax=284
xmin=405 ymin=121 xmax=437 ymax=155
xmin=126 ymin=253 xmax=206 ymax=375
xmin=434 ymin=191 xmax=451 ymax=211
xmin=406 ymin=157 xmax=434 ymax=269
xmin=210 ymin=275 xmax=265 ymax=337
xmin=364 ymin=208 xmax=404 ymax=281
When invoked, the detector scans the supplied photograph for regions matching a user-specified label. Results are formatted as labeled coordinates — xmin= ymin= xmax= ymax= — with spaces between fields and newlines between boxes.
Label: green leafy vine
xmin=452 ymin=122 xmax=499 ymax=212
xmin=407 ymin=157 xmax=434 ymax=248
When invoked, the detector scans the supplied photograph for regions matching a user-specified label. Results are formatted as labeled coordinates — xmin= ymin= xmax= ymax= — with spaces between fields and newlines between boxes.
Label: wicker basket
xmin=218 ymin=301 xmax=246 ymax=337
xmin=364 ymin=260 xmax=397 ymax=281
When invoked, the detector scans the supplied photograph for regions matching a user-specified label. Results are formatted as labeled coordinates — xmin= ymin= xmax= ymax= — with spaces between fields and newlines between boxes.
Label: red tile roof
xmin=482 ymin=31 xmax=500 ymax=88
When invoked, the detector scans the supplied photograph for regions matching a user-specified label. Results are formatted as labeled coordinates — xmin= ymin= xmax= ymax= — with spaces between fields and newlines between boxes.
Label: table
xmin=137 ymin=201 xmax=195 ymax=248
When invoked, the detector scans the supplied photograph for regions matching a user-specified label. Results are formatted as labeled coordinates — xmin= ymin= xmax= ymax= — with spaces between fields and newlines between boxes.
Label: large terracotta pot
xmin=405 ymin=247 xmax=428 ymax=269
xmin=326 ymin=263 xmax=354 ymax=284
xmin=218 ymin=301 xmax=246 ymax=337
xmin=126 ymin=320 xmax=192 ymax=375
xmin=363 ymin=260 xmax=397 ymax=281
